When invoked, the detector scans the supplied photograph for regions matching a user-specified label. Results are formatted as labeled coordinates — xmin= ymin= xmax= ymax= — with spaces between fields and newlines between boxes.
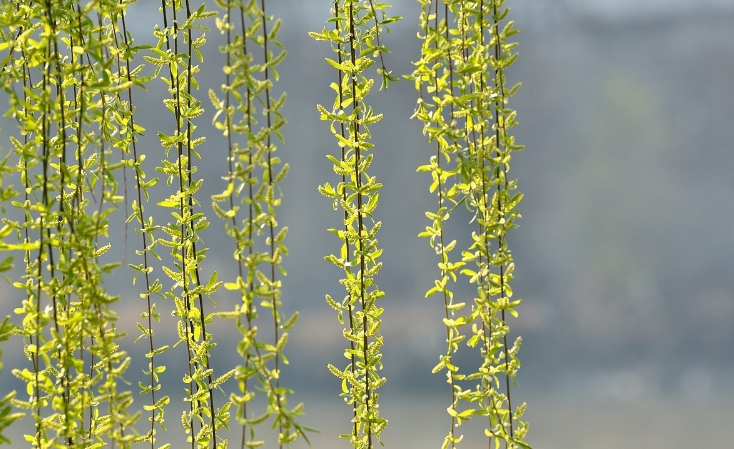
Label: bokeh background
xmin=2 ymin=0 xmax=734 ymax=447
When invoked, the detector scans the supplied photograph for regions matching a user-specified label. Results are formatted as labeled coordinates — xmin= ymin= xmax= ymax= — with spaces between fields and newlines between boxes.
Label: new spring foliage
xmin=210 ymin=0 xmax=307 ymax=447
xmin=149 ymin=1 xmax=233 ymax=447
xmin=0 ymin=1 xmax=141 ymax=447
xmin=0 ymin=1 xmax=532 ymax=448
xmin=311 ymin=1 xmax=400 ymax=448
xmin=412 ymin=0 xmax=530 ymax=448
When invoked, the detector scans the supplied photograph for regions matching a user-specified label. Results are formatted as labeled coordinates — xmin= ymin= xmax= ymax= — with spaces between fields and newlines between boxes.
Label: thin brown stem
xmin=475 ymin=1 xmax=495 ymax=446
xmin=433 ymin=0 xmax=456 ymax=446
xmin=45 ymin=2 xmax=74 ymax=443
xmin=492 ymin=1 xmax=514 ymax=443
xmin=179 ymin=0 xmax=218 ymax=445
xmin=334 ymin=0 xmax=359 ymax=438
xmin=347 ymin=2 xmax=372 ymax=447
xmin=257 ymin=1 xmax=286 ymax=446
xmin=236 ymin=6 xmax=256 ymax=447
xmin=159 ymin=2 xmax=197 ymax=446
xmin=117 ymin=4 xmax=159 ymax=444
xmin=222 ymin=3 xmax=250 ymax=448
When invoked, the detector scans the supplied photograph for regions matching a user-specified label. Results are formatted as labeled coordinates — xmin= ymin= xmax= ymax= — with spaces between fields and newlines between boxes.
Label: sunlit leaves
xmin=411 ymin=0 xmax=530 ymax=447
xmin=211 ymin=0 xmax=305 ymax=447
xmin=0 ymin=1 xmax=145 ymax=446
xmin=0 ymin=1 xmax=533 ymax=448
xmin=150 ymin=1 xmax=231 ymax=447
xmin=312 ymin=1 xmax=399 ymax=448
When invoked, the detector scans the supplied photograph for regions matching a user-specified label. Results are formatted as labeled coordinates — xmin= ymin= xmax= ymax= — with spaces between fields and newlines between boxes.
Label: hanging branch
xmin=413 ymin=0 xmax=531 ymax=448
xmin=110 ymin=0 xmax=170 ymax=446
xmin=331 ymin=0 xmax=358 ymax=440
xmin=0 ymin=4 xmax=32 ymax=441
xmin=0 ymin=3 xmax=49 ymax=445
xmin=212 ymin=0 xmax=308 ymax=447
xmin=0 ymin=1 xmax=138 ymax=446
xmin=312 ymin=1 xmax=399 ymax=448
xmin=412 ymin=0 xmax=468 ymax=447
xmin=149 ymin=1 xmax=227 ymax=447
xmin=211 ymin=1 xmax=267 ymax=446
xmin=483 ymin=1 xmax=527 ymax=444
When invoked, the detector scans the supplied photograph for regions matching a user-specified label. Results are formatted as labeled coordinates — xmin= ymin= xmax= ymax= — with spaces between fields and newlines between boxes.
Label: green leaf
xmin=325 ymin=58 xmax=347 ymax=72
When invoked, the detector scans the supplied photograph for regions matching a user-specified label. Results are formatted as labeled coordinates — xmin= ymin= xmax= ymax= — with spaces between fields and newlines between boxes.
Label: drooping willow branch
xmin=150 ymin=1 xmax=229 ymax=447
xmin=332 ymin=0 xmax=358 ymax=440
xmin=211 ymin=0 xmax=308 ymax=447
xmin=109 ymin=1 xmax=170 ymax=446
xmin=312 ymin=1 xmax=399 ymax=448
xmin=412 ymin=1 xmax=464 ymax=447
xmin=0 ymin=1 xmax=138 ymax=447
xmin=412 ymin=1 xmax=530 ymax=448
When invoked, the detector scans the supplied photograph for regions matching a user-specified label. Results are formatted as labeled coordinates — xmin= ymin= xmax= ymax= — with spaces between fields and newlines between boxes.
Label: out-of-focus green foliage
xmin=210 ymin=0 xmax=308 ymax=447
xmin=0 ymin=317 xmax=23 ymax=444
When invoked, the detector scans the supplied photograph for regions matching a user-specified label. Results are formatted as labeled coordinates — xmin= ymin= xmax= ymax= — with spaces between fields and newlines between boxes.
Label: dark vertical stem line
xmin=347 ymin=2 xmax=371 ymax=447
xmin=94 ymin=15 xmax=108 ymax=249
xmin=239 ymin=5 xmax=301 ymax=443
xmin=445 ymin=3 xmax=455 ymax=124
xmin=54 ymin=29 xmax=73 ymax=448
xmin=172 ymin=2 xmax=194 ymax=443
xmin=475 ymin=1 xmax=495 ymax=446
xmin=432 ymin=0 xmax=456 ymax=445
xmin=254 ymin=0 xmax=283 ymax=448
xmin=119 ymin=5 xmax=158 ymax=445
xmin=258 ymin=1 xmax=284 ymax=445
xmin=223 ymin=5 xmax=300 ymax=446
xmin=241 ymin=3 xmax=255 ymax=326
xmin=88 ymin=335 xmax=94 ymax=444
xmin=242 ymin=3 xmax=255 ymax=346
xmin=70 ymin=2 xmax=87 ymax=439
xmin=183 ymin=0 xmax=218 ymax=444
xmin=19 ymin=27 xmax=44 ymax=447
xmin=67 ymin=7 xmax=126 ymax=442
xmin=222 ymin=3 xmax=247 ymax=448
xmin=6 ymin=14 xmax=35 ymax=443
xmin=333 ymin=0 xmax=358 ymax=439
xmin=233 ymin=6 xmax=287 ymax=445
xmin=94 ymin=8 xmax=123 ymax=444
xmin=38 ymin=5 xmax=53 ymax=446
xmin=366 ymin=0 xmax=388 ymax=76
xmin=12 ymin=11 xmax=34 ymax=423
xmin=159 ymin=1 xmax=196 ymax=446
xmin=44 ymin=1 xmax=72 ymax=444
xmin=454 ymin=0 xmax=494 ymax=444
xmin=492 ymin=0 xmax=514 ymax=442
xmin=235 ymin=7 xmax=254 ymax=448
xmin=72 ymin=2 xmax=84 ymax=210
xmin=23 ymin=87 xmax=37 ymax=439
xmin=91 ymin=19 xmax=106 ymax=440
xmin=111 ymin=11 xmax=130 ymax=267
xmin=69 ymin=4 xmax=108 ymax=442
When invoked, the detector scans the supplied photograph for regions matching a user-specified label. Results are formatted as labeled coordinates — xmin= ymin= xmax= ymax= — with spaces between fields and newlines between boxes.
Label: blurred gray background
xmin=1 ymin=0 xmax=734 ymax=447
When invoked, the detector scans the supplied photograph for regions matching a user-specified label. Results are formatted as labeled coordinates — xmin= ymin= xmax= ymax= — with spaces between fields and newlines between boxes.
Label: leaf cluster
xmin=410 ymin=1 xmax=530 ymax=448
xmin=0 ymin=1 xmax=145 ymax=447
xmin=152 ymin=1 xmax=231 ymax=447
xmin=312 ymin=1 xmax=399 ymax=448
xmin=211 ymin=1 xmax=308 ymax=447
